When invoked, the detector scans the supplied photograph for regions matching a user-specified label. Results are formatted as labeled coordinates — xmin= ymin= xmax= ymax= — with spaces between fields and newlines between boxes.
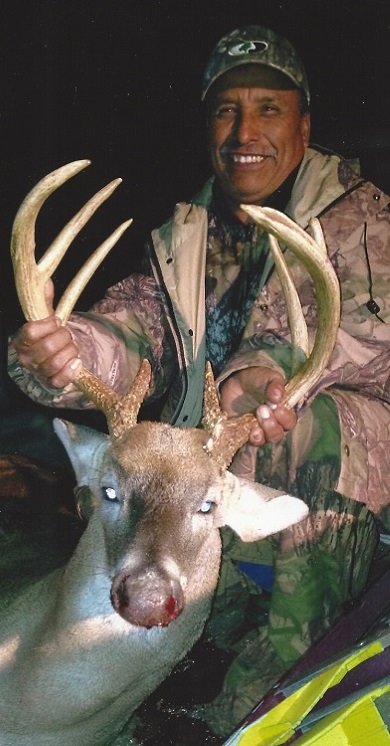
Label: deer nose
xmin=110 ymin=567 xmax=184 ymax=628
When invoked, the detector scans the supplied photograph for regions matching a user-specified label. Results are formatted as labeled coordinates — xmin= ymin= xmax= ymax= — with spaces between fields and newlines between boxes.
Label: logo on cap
xmin=228 ymin=41 xmax=268 ymax=56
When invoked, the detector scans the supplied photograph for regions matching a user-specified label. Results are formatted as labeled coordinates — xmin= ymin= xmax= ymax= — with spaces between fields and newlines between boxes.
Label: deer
xmin=0 ymin=160 xmax=340 ymax=746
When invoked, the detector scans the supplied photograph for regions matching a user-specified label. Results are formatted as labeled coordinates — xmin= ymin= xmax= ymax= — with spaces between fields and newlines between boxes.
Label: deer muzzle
xmin=110 ymin=566 xmax=184 ymax=628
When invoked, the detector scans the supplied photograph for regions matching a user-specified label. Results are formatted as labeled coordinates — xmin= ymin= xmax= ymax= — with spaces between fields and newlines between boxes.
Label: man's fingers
xmin=220 ymin=367 xmax=297 ymax=446
xmin=13 ymin=318 xmax=81 ymax=389
xmin=28 ymin=344 xmax=81 ymax=389
xmin=47 ymin=357 xmax=82 ymax=389
xmin=16 ymin=325 xmax=74 ymax=364
xmin=250 ymin=402 xmax=297 ymax=445
xmin=32 ymin=338 xmax=80 ymax=377
xmin=248 ymin=424 xmax=266 ymax=446
xmin=264 ymin=378 xmax=285 ymax=405
xmin=14 ymin=316 xmax=61 ymax=348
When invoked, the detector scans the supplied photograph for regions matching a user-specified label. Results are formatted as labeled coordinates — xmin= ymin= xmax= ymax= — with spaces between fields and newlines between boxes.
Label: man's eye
xmin=199 ymin=500 xmax=214 ymax=514
xmin=102 ymin=486 xmax=120 ymax=503
xmin=214 ymin=106 xmax=236 ymax=118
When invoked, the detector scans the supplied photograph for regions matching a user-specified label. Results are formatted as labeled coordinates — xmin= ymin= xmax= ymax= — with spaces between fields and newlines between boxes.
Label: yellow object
xmin=232 ymin=641 xmax=389 ymax=746
xmin=294 ymin=684 xmax=390 ymax=745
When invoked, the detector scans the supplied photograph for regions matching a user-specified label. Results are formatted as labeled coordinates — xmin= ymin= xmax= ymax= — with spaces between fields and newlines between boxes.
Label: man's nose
xmin=235 ymin=111 xmax=260 ymax=144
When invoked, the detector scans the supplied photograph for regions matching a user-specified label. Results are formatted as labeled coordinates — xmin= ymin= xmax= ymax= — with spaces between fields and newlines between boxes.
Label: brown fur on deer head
xmin=53 ymin=407 xmax=308 ymax=629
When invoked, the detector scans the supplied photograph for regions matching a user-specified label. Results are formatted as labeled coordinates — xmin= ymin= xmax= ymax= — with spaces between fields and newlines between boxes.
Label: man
xmin=8 ymin=26 xmax=390 ymax=735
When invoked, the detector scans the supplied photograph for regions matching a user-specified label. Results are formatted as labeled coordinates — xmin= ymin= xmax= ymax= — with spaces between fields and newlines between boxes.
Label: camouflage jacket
xmin=8 ymin=147 xmax=390 ymax=512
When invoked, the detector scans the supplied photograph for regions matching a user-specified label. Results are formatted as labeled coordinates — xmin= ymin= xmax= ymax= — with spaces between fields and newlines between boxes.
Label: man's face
xmin=207 ymin=75 xmax=310 ymax=220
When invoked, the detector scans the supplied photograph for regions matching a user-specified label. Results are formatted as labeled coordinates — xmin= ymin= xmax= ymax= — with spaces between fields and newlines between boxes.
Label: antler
xmin=243 ymin=206 xmax=340 ymax=407
xmin=11 ymin=160 xmax=134 ymax=323
xmin=203 ymin=206 xmax=341 ymax=469
xmin=11 ymin=159 xmax=151 ymax=439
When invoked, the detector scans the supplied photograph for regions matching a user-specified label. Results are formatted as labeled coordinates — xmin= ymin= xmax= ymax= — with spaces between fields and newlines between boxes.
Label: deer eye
xmin=199 ymin=500 xmax=214 ymax=514
xmin=102 ymin=486 xmax=119 ymax=503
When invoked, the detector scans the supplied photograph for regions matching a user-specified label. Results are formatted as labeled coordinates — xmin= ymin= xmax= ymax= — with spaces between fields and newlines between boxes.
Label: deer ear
xmin=216 ymin=473 xmax=308 ymax=542
xmin=53 ymin=419 xmax=109 ymax=485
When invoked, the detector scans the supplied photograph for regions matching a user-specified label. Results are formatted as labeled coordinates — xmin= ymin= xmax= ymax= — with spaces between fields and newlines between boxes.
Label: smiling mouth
xmin=231 ymin=154 xmax=269 ymax=164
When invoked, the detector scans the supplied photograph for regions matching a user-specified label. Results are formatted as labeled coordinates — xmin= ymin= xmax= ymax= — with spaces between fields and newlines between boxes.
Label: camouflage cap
xmin=201 ymin=26 xmax=310 ymax=106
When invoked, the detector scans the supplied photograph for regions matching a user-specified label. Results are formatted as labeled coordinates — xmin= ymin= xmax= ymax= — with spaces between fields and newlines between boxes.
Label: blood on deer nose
xmin=110 ymin=568 xmax=184 ymax=628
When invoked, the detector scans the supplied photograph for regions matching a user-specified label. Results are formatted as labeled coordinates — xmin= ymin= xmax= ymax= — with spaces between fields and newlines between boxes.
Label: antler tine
xmin=202 ymin=361 xmax=257 ymax=469
xmin=268 ymin=233 xmax=309 ymax=375
xmin=11 ymin=159 xmax=131 ymax=322
xmin=202 ymin=361 xmax=227 ymax=433
xmin=241 ymin=205 xmax=340 ymax=408
xmin=56 ymin=217 xmax=133 ymax=323
xmin=82 ymin=358 xmax=152 ymax=440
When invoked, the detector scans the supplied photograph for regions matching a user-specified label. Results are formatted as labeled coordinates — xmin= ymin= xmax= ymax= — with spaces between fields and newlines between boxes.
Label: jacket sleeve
xmin=8 ymin=272 xmax=176 ymax=410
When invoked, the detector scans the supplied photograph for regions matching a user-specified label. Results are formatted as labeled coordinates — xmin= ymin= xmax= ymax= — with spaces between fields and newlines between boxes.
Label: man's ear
xmin=301 ymin=112 xmax=311 ymax=147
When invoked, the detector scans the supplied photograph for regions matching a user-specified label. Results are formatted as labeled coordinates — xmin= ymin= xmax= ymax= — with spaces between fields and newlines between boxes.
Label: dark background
xmin=0 ymin=0 xmax=389 ymax=411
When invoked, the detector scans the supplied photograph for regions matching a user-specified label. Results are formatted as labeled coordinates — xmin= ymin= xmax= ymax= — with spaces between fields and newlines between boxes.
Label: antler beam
xmin=203 ymin=205 xmax=341 ymax=468
xmin=11 ymin=160 xmax=151 ymax=439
